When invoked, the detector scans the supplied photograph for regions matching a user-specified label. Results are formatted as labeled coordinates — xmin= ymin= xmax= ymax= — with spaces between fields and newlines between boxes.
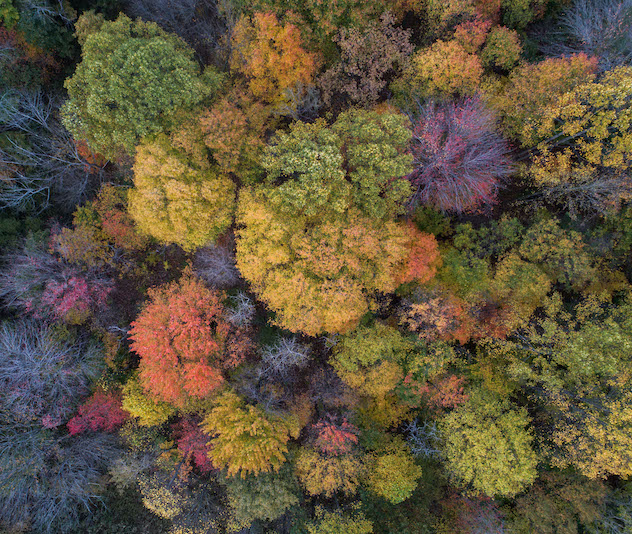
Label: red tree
xmin=312 ymin=415 xmax=359 ymax=456
xmin=407 ymin=97 xmax=512 ymax=213
xmin=171 ymin=418 xmax=214 ymax=473
xmin=129 ymin=274 xmax=252 ymax=406
xmin=67 ymin=390 xmax=129 ymax=435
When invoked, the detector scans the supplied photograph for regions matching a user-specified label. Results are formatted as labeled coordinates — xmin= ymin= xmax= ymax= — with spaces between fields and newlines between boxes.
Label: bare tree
xmin=556 ymin=0 xmax=632 ymax=71
xmin=406 ymin=97 xmax=513 ymax=213
xmin=260 ymin=337 xmax=311 ymax=378
xmin=124 ymin=0 xmax=231 ymax=64
xmin=193 ymin=244 xmax=240 ymax=289
xmin=0 ymin=427 xmax=118 ymax=533
xmin=226 ymin=291 xmax=256 ymax=328
xmin=0 ymin=90 xmax=106 ymax=213
xmin=405 ymin=419 xmax=442 ymax=459
xmin=518 ymin=169 xmax=632 ymax=219
xmin=0 ymin=320 xmax=103 ymax=427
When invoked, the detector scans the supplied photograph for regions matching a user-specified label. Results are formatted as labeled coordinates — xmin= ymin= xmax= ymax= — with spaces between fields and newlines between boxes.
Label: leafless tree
xmin=406 ymin=97 xmax=513 ymax=213
xmin=405 ymin=419 xmax=442 ymax=459
xmin=555 ymin=0 xmax=632 ymax=71
xmin=0 ymin=320 xmax=103 ymax=427
xmin=193 ymin=243 xmax=240 ymax=289
xmin=226 ymin=291 xmax=256 ymax=328
xmin=124 ymin=0 xmax=231 ymax=64
xmin=260 ymin=337 xmax=311 ymax=378
xmin=0 ymin=90 xmax=106 ymax=213
xmin=518 ymin=169 xmax=632 ymax=219
xmin=0 ymin=427 xmax=119 ymax=533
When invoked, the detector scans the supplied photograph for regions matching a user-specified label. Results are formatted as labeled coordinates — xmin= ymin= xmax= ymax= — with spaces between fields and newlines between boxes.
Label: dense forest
xmin=1 ymin=0 xmax=632 ymax=532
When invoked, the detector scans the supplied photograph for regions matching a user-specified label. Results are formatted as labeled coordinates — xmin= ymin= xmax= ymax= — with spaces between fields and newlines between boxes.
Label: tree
xmin=67 ymin=390 xmax=129 ymax=435
xmin=236 ymin=189 xmax=440 ymax=335
xmin=480 ymin=26 xmax=522 ymax=70
xmin=230 ymin=12 xmax=319 ymax=108
xmin=128 ymin=134 xmax=236 ymax=251
xmin=295 ymin=446 xmax=363 ymax=497
xmin=394 ymin=40 xmax=483 ymax=101
xmin=311 ymin=415 xmax=359 ymax=456
xmin=225 ymin=465 xmax=299 ymax=527
xmin=487 ymin=54 xmax=598 ymax=146
xmin=0 ymin=89 xmax=105 ymax=212
xmin=554 ymin=0 xmax=632 ymax=71
xmin=171 ymin=417 xmax=213 ymax=473
xmin=407 ymin=97 xmax=512 ymax=213
xmin=198 ymin=92 xmax=268 ymax=182
xmin=518 ymin=218 xmax=595 ymax=290
xmin=201 ymin=390 xmax=300 ymax=477
xmin=0 ymin=235 xmax=112 ymax=326
xmin=330 ymin=323 xmax=416 ymax=397
xmin=0 ymin=427 xmax=119 ymax=533
xmin=500 ymin=0 xmax=549 ymax=29
xmin=0 ymin=320 xmax=103 ymax=429
xmin=318 ymin=12 xmax=413 ymax=108
xmin=439 ymin=391 xmax=538 ymax=497
xmin=62 ymin=13 xmax=222 ymax=158
xmin=365 ymin=438 xmax=422 ymax=504
xmin=508 ymin=471 xmax=607 ymax=534
xmin=528 ymin=66 xmax=632 ymax=172
xmin=306 ymin=507 xmax=374 ymax=534
xmin=260 ymin=336 xmax=311 ymax=378
xmin=129 ymin=274 xmax=252 ymax=406
xmin=121 ymin=376 xmax=176 ymax=427
xmin=261 ymin=108 xmax=413 ymax=220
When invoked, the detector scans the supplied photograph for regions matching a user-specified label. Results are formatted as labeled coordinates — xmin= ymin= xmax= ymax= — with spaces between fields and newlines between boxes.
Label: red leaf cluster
xmin=172 ymin=418 xmax=214 ymax=473
xmin=67 ymin=390 xmax=128 ymax=435
xmin=312 ymin=415 xmax=359 ymax=456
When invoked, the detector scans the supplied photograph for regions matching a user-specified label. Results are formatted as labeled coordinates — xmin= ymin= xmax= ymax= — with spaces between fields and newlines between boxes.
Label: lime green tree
xmin=62 ymin=13 xmax=222 ymax=158
xmin=439 ymin=391 xmax=538 ymax=497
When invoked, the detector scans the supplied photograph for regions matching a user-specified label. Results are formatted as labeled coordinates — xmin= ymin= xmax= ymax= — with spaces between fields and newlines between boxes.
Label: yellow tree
xmin=201 ymin=390 xmax=300 ymax=478
xmin=236 ymin=189 xmax=440 ymax=335
xmin=128 ymin=134 xmax=235 ymax=251
xmin=230 ymin=12 xmax=319 ymax=108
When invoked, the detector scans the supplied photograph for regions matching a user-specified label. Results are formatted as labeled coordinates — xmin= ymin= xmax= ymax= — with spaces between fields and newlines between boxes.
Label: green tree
xmin=439 ymin=390 xmax=538 ymax=497
xmin=508 ymin=471 xmax=606 ymax=534
xmin=261 ymin=108 xmax=412 ymax=220
xmin=330 ymin=323 xmax=416 ymax=397
xmin=225 ymin=465 xmax=299 ymax=528
xmin=62 ymin=13 xmax=222 ymax=158
xmin=364 ymin=438 xmax=422 ymax=504
xmin=306 ymin=506 xmax=374 ymax=534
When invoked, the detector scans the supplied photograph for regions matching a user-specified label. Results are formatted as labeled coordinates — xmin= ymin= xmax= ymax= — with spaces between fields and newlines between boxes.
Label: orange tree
xmin=129 ymin=274 xmax=252 ymax=407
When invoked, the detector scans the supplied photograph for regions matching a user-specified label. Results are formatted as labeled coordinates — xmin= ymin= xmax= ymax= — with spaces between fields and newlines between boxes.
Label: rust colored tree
xmin=129 ymin=274 xmax=252 ymax=406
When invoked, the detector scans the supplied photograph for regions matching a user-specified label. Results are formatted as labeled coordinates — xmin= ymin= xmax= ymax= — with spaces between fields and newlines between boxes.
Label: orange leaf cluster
xmin=130 ymin=275 xmax=252 ymax=406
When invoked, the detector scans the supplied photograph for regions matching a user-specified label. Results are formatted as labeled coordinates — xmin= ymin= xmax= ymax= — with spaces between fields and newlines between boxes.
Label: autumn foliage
xmin=67 ymin=390 xmax=129 ymax=435
xmin=236 ymin=189 xmax=440 ymax=335
xmin=129 ymin=274 xmax=252 ymax=406
xmin=230 ymin=12 xmax=319 ymax=107
xmin=407 ymin=97 xmax=512 ymax=213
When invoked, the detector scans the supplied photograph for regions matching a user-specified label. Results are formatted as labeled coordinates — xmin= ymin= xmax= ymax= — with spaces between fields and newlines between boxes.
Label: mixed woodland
xmin=1 ymin=0 xmax=632 ymax=532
